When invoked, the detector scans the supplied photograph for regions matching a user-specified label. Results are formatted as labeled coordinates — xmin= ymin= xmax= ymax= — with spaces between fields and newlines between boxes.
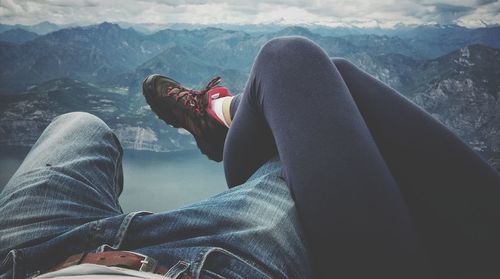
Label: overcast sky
xmin=1 ymin=0 xmax=499 ymax=28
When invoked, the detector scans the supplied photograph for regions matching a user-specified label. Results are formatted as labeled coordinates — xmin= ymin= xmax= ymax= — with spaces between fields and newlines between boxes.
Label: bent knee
xmin=263 ymin=36 xmax=316 ymax=49
xmin=52 ymin=112 xmax=112 ymax=134
xmin=260 ymin=36 xmax=323 ymax=60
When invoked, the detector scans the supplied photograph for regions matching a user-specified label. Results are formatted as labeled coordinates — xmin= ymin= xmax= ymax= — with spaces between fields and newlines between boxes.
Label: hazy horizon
xmin=1 ymin=0 xmax=499 ymax=29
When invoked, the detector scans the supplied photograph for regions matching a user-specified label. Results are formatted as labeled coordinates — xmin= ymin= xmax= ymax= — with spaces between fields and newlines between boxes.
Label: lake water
xmin=0 ymin=147 xmax=227 ymax=213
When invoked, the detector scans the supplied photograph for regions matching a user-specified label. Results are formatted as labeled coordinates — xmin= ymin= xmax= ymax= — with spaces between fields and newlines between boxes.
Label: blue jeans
xmin=3 ymin=36 xmax=500 ymax=279
xmin=0 ymin=112 xmax=311 ymax=279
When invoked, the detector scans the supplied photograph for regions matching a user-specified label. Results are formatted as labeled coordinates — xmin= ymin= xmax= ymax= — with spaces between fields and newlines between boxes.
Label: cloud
xmin=0 ymin=0 xmax=498 ymax=28
xmin=476 ymin=0 xmax=497 ymax=5
xmin=456 ymin=0 xmax=500 ymax=26
xmin=414 ymin=3 xmax=476 ymax=24
xmin=0 ymin=0 xmax=29 ymax=18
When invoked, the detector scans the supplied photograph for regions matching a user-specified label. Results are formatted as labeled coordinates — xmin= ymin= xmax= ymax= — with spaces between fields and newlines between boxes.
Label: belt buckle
xmin=138 ymin=255 xmax=158 ymax=273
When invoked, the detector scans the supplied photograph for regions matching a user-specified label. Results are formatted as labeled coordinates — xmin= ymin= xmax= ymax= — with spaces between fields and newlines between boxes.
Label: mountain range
xmin=0 ymin=22 xmax=498 ymax=166
xmin=0 ymin=21 xmax=70 ymax=35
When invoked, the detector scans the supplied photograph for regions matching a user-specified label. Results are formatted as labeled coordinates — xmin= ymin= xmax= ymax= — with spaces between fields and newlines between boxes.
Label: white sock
xmin=210 ymin=95 xmax=231 ymax=128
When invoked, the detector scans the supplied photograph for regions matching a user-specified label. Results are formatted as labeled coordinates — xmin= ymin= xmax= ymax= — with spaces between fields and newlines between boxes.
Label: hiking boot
xmin=142 ymin=75 xmax=232 ymax=162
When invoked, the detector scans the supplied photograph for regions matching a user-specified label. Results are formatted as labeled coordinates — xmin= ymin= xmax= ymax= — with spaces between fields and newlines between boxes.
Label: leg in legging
xmin=223 ymin=37 xmax=429 ymax=278
xmin=331 ymin=58 xmax=500 ymax=276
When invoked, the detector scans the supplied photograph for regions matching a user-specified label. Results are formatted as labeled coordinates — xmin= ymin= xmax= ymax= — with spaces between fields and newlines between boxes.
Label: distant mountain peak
xmin=276 ymin=26 xmax=314 ymax=36
xmin=34 ymin=21 xmax=59 ymax=27
xmin=203 ymin=26 xmax=225 ymax=31
xmin=96 ymin=22 xmax=121 ymax=29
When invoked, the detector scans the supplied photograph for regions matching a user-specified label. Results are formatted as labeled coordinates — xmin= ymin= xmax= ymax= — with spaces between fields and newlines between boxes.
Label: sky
xmin=1 ymin=0 xmax=499 ymax=28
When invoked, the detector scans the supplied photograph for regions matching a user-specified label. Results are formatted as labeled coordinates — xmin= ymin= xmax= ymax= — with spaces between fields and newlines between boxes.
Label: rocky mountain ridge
xmin=0 ymin=23 xmax=498 ymax=163
xmin=0 ymin=79 xmax=196 ymax=152
xmin=0 ymin=28 xmax=39 ymax=44
xmin=360 ymin=45 xmax=500 ymax=154
xmin=3 ymin=22 xmax=500 ymax=95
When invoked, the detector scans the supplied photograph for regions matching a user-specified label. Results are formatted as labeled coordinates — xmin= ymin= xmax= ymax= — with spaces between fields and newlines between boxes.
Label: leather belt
xmin=48 ymin=251 xmax=193 ymax=278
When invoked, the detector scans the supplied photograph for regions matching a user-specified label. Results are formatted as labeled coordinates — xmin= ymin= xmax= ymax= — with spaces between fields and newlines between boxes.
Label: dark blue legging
xmin=223 ymin=36 xmax=500 ymax=278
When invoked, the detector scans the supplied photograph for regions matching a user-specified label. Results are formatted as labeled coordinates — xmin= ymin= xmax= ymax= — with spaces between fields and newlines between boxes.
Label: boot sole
xmin=142 ymin=74 xmax=225 ymax=161
xmin=142 ymin=74 xmax=183 ymax=128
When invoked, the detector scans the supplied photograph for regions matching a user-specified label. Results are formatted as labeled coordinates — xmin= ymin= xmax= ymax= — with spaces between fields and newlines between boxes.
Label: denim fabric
xmin=0 ymin=112 xmax=311 ymax=279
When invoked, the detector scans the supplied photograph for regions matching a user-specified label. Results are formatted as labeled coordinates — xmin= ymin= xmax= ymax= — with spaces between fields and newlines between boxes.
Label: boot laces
xmin=166 ymin=77 xmax=222 ymax=115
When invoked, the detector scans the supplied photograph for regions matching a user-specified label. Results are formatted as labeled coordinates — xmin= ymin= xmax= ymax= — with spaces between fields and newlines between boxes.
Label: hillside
xmin=0 ymin=23 xmax=498 ymax=162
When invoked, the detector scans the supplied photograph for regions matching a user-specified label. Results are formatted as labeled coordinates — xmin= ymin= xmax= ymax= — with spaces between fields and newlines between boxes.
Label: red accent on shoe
xmin=142 ymin=75 xmax=230 ymax=162
xmin=206 ymin=86 xmax=232 ymax=126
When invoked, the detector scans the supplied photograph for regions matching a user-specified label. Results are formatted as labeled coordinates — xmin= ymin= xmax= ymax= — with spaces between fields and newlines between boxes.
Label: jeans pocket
xmin=194 ymin=247 xmax=273 ymax=279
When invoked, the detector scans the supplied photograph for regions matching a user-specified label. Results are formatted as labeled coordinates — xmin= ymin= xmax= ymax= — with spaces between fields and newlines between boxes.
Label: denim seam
xmin=0 ymin=250 xmax=15 ymax=273
xmin=111 ymin=143 xmax=121 ymax=208
xmin=190 ymin=247 xmax=273 ymax=279
xmin=164 ymin=260 xmax=190 ymax=279
xmin=0 ymin=249 xmax=20 ymax=278
xmin=105 ymin=131 xmax=122 ymax=207
xmin=190 ymin=250 xmax=207 ymax=277
xmin=110 ymin=211 xmax=152 ymax=249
